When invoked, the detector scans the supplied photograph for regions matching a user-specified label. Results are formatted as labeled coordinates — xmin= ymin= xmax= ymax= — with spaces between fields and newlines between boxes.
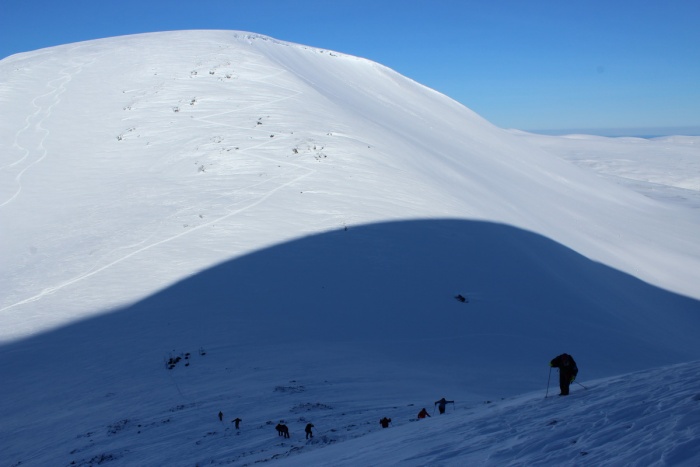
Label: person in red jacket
xmin=550 ymin=353 xmax=578 ymax=395
xmin=417 ymin=408 xmax=431 ymax=419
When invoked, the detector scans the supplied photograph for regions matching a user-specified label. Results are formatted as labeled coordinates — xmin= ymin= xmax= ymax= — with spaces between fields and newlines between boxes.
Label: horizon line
xmin=522 ymin=125 xmax=700 ymax=138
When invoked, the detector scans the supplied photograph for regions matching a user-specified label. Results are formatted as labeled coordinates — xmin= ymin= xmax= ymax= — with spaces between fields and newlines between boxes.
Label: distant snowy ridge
xmin=512 ymin=130 xmax=700 ymax=208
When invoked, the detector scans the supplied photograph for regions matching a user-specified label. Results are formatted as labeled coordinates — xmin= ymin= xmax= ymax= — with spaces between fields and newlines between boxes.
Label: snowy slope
xmin=511 ymin=130 xmax=700 ymax=211
xmin=2 ymin=31 xmax=699 ymax=340
xmin=295 ymin=361 xmax=700 ymax=467
xmin=1 ymin=30 xmax=699 ymax=466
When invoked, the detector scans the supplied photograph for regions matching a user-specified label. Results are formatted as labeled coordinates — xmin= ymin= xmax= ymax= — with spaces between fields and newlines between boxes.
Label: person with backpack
xmin=434 ymin=397 xmax=454 ymax=414
xmin=305 ymin=423 xmax=314 ymax=439
xmin=550 ymin=353 xmax=579 ymax=395
xmin=275 ymin=423 xmax=290 ymax=438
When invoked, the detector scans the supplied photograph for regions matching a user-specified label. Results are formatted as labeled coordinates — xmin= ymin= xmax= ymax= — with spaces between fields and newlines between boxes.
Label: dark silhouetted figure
xmin=434 ymin=398 xmax=454 ymax=414
xmin=232 ymin=418 xmax=242 ymax=429
xmin=305 ymin=423 xmax=314 ymax=439
xmin=276 ymin=423 xmax=290 ymax=438
xmin=417 ymin=408 xmax=431 ymax=419
xmin=379 ymin=417 xmax=391 ymax=428
xmin=218 ymin=411 xmax=223 ymax=422
xmin=550 ymin=353 xmax=578 ymax=396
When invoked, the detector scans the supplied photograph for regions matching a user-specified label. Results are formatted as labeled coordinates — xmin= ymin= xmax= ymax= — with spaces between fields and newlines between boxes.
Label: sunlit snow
xmin=1 ymin=31 xmax=699 ymax=466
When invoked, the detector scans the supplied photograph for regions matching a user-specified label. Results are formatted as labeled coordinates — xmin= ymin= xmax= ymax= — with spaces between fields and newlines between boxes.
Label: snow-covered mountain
xmin=1 ymin=30 xmax=699 ymax=466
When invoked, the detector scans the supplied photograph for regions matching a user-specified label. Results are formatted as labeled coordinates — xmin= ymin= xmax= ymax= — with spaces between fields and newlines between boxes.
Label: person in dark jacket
xmin=379 ymin=417 xmax=391 ymax=428
xmin=305 ymin=423 xmax=314 ymax=439
xmin=232 ymin=417 xmax=242 ymax=429
xmin=550 ymin=353 xmax=579 ymax=395
xmin=434 ymin=397 xmax=454 ymax=414
xmin=276 ymin=423 xmax=290 ymax=438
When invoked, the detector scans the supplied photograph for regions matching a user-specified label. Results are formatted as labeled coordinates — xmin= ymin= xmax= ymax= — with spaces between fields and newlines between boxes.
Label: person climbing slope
xmin=550 ymin=353 xmax=579 ymax=396
xmin=434 ymin=397 xmax=454 ymax=414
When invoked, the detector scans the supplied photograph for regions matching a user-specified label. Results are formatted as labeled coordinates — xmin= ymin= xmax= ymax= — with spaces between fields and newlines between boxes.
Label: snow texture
xmin=1 ymin=30 xmax=699 ymax=466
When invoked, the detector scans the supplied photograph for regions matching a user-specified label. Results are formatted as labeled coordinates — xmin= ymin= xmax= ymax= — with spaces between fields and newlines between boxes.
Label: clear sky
xmin=2 ymin=0 xmax=699 ymax=135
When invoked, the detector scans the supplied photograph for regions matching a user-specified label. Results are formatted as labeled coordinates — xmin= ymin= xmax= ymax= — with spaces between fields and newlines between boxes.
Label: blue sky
xmin=2 ymin=0 xmax=699 ymax=135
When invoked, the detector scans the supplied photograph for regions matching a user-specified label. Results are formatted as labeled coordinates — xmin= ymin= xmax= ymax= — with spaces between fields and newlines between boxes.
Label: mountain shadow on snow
xmin=4 ymin=219 xmax=699 ymax=385
xmin=2 ymin=219 xmax=700 ymax=466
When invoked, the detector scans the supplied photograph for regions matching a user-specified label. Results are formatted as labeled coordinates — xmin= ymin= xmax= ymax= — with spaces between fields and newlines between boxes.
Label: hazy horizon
xmin=526 ymin=125 xmax=700 ymax=138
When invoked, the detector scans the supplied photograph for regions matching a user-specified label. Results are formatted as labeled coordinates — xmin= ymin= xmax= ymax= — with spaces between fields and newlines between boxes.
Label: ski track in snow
xmin=0 ymin=59 xmax=84 ymax=207
xmin=0 ymin=50 xmax=315 ymax=315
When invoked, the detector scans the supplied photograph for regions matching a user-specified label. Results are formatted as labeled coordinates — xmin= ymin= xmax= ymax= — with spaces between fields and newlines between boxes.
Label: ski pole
xmin=545 ymin=367 xmax=552 ymax=398
xmin=575 ymin=381 xmax=588 ymax=390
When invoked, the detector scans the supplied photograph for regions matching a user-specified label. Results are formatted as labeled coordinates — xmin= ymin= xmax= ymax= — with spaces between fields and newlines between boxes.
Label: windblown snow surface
xmin=1 ymin=31 xmax=699 ymax=466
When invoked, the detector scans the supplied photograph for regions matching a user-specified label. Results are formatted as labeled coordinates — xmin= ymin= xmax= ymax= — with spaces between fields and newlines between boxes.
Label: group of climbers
xmin=379 ymin=397 xmax=453 ymax=428
xmin=217 ymin=353 xmax=579 ymax=439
